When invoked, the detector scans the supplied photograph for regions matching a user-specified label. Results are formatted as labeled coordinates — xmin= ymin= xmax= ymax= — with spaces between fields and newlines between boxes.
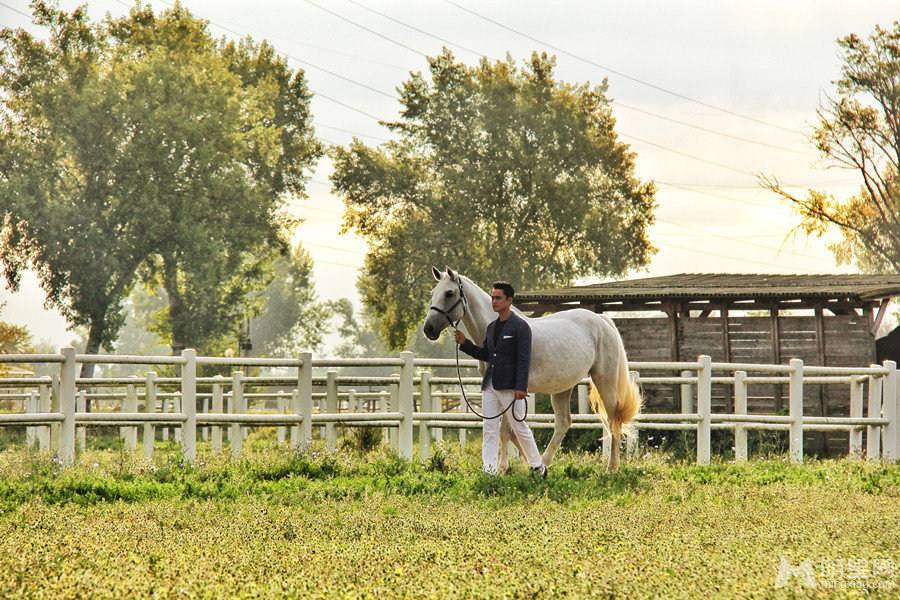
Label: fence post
xmin=325 ymin=370 xmax=338 ymax=452
xmin=277 ymin=392 xmax=287 ymax=444
xmin=59 ymin=348 xmax=76 ymax=466
xmin=201 ymin=396 xmax=210 ymax=442
xmin=849 ymin=376 xmax=864 ymax=458
xmin=380 ymin=391 xmax=391 ymax=444
xmin=231 ymin=371 xmax=244 ymax=459
xmin=76 ymin=391 xmax=86 ymax=453
xmin=181 ymin=349 xmax=197 ymax=464
xmin=577 ymin=382 xmax=589 ymax=415
xmin=419 ymin=370 xmax=431 ymax=461
xmin=789 ymin=358 xmax=804 ymax=464
xmin=161 ymin=394 xmax=169 ymax=442
xmin=680 ymin=370 xmax=693 ymax=413
xmin=38 ymin=382 xmax=50 ymax=451
xmin=867 ymin=366 xmax=882 ymax=461
xmin=297 ymin=352 xmax=313 ymax=450
xmin=432 ymin=388 xmax=443 ymax=445
xmin=123 ymin=378 xmax=138 ymax=451
xmin=173 ymin=392 xmax=183 ymax=445
xmin=398 ymin=351 xmax=414 ymax=460
xmin=348 ymin=389 xmax=358 ymax=413
xmin=389 ymin=383 xmax=399 ymax=452
xmin=50 ymin=373 xmax=61 ymax=454
xmin=211 ymin=377 xmax=223 ymax=452
xmin=733 ymin=370 xmax=748 ymax=462
xmin=26 ymin=391 xmax=37 ymax=449
xmin=882 ymin=360 xmax=897 ymax=462
xmin=697 ymin=355 xmax=712 ymax=465
xmin=143 ymin=372 xmax=157 ymax=460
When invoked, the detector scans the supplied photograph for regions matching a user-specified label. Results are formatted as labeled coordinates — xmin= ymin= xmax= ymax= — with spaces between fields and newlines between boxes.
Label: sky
xmin=1 ymin=0 xmax=897 ymax=350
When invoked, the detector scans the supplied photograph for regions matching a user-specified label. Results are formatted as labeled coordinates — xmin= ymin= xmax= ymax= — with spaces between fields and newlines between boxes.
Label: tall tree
xmin=1 ymin=3 xmax=158 ymax=376
xmin=247 ymin=244 xmax=334 ymax=356
xmin=107 ymin=4 xmax=322 ymax=353
xmin=0 ymin=2 xmax=322 ymax=369
xmin=762 ymin=22 xmax=900 ymax=272
xmin=332 ymin=51 xmax=656 ymax=348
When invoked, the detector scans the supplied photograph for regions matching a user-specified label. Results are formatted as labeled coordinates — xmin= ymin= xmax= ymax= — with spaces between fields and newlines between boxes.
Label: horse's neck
xmin=460 ymin=277 xmax=494 ymax=346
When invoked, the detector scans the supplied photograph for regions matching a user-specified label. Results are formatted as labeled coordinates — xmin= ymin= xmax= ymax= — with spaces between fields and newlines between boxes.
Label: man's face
xmin=491 ymin=288 xmax=512 ymax=313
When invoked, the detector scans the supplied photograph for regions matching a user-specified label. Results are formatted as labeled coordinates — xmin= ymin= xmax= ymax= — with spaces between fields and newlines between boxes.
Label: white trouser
xmin=481 ymin=382 xmax=543 ymax=473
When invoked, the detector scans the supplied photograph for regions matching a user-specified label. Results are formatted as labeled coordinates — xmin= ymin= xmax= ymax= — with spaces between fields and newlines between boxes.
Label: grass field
xmin=0 ymin=439 xmax=898 ymax=598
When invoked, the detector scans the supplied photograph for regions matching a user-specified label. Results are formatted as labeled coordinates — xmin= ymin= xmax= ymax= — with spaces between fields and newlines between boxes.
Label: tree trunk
xmin=163 ymin=255 xmax=187 ymax=356
xmin=79 ymin=317 xmax=106 ymax=412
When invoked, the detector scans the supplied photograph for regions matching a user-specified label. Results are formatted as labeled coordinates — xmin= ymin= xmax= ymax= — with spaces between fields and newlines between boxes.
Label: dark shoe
xmin=531 ymin=464 xmax=548 ymax=479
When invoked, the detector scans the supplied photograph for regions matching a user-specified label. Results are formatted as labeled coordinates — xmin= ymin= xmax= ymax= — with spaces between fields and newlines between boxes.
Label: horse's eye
xmin=445 ymin=290 xmax=454 ymax=297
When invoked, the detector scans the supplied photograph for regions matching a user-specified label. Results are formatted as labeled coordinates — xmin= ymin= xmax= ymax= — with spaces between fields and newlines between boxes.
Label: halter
xmin=429 ymin=279 xmax=468 ymax=330
xmin=429 ymin=278 xmax=527 ymax=423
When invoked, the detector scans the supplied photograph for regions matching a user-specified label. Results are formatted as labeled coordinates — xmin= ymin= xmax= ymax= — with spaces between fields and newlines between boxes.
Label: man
xmin=454 ymin=281 xmax=547 ymax=478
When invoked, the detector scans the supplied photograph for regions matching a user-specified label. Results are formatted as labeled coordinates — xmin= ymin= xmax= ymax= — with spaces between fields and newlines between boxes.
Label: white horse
xmin=423 ymin=267 xmax=642 ymax=472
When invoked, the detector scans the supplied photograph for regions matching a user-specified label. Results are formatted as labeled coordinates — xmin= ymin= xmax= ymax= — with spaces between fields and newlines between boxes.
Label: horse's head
xmin=423 ymin=266 xmax=466 ymax=341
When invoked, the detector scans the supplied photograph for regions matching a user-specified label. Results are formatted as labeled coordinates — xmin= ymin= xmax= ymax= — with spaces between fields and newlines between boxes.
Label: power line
xmin=301 ymin=239 xmax=363 ymax=256
xmin=343 ymin=0 xmax=487 ymax=60
xmin=338 ymin=0 xmax=813 ymax=156
xmin=153 ymin=0 xmax=413 ymax=73
xmin=613 ymin=100 xmax=810 ymax=156
xmin=317 ymin=123 xmax=390 ymax=143
xmin=0 ymin=0 xmax=31 ymax=19
xmin=622 ymin=133 xmax=756 ymax=177
xmin=309 ymin=258 xmax=361 ymax=269
xmin=654 ymin=218 xmax=835 ymax=264
xmin=660 ymin=241 xmax=826 ymax=273
xmin=144 ymin=0 xmax=399 ymax=103
xmin=657 ymin=179 xmax=858 ymax=189
xmin=655 ymin=181 xmax=776 ymax=209
xmin=300 ymin=0 xmax=428 ymax=58
xmin=37 ymin=0 xmax=842 ymax=270
xmin=294 ymin=0 xmax=808 ymax=176
xmin=443 ymin=0 xmax=807 ymax=137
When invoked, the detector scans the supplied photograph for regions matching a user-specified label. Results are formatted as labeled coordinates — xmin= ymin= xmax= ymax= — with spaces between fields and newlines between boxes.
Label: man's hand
xmin=515 ymin=390 xmax=527 ymax=400
xmin=454 ymin=330 xmax=466 ymax=345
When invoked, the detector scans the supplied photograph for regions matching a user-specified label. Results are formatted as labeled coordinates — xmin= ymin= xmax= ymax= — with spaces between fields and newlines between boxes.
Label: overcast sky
xmin=1 ymin=0 xmax=897 ymax=350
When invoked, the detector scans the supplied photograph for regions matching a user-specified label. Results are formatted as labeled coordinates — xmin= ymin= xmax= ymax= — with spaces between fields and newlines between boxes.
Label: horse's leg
xmin=541 ymin=388 xmax=573 ymax=467
xmin=592 ymin=375 xmax=621 ymax=472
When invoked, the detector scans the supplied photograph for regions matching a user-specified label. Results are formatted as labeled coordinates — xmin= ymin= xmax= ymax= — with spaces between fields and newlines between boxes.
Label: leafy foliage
xmin=763 ymin=22 xmax=900 ymax=273
xmin=0 ymin=2 xmax=322 ymax=361
xmin=0 ymin=318 xmax=31 ymax=355
xmin=0 ymin=3 xmax=155 ymax=360
xmin=332 ymin=51 xmax=656 ymax=348
xmin=0 ymin=310 xmax=33 ymax=376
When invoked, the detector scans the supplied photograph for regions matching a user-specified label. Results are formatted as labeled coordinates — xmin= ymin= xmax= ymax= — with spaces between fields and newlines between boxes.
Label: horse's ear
xmin=445 ymin=266 xmax=458 ymax=281
xmin=431 ymin=266 xmax=442 ymax=281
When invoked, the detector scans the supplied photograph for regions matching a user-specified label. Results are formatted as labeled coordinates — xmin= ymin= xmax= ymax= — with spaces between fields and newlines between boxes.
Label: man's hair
xmin=492 ymin=281 xmax=515 ymax=300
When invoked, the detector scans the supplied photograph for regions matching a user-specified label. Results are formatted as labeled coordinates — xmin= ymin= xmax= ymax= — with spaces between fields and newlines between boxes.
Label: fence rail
xmin=1 ymin=349 xmax=897 ymax=466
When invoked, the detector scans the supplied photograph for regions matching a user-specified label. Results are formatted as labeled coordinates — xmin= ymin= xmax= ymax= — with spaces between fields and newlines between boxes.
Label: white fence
xmin=0 ymin=349 xmax=897 ymax=466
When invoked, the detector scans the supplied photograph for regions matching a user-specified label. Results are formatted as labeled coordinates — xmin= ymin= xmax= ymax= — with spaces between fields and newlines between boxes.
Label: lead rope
xmin=453 ymin=338 xmax=528 ymax=422
xmin=431 ymin=282 xmax=529 ymax=422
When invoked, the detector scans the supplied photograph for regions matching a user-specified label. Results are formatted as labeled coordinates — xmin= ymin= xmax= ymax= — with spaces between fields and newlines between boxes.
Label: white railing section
xmin=0 ymin=350 xmax=897 ymax=466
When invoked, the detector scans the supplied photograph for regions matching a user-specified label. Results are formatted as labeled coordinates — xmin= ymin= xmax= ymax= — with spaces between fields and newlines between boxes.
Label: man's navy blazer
xmin=459 ymin=312 xmax=532 ymax=392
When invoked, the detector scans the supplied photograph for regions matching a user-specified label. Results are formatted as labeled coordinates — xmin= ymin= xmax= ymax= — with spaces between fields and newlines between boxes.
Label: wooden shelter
xmin=518 ymin=274 xmax=900 ymax=455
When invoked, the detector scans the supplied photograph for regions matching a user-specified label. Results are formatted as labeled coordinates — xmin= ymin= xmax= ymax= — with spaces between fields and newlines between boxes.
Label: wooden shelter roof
xmin=518 ymin=274 xmax=900 ymax=310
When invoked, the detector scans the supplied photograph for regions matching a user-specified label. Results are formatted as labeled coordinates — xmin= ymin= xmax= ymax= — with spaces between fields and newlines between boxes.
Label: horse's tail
xmin=588 ymin=343 xmax=642 ymax=440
